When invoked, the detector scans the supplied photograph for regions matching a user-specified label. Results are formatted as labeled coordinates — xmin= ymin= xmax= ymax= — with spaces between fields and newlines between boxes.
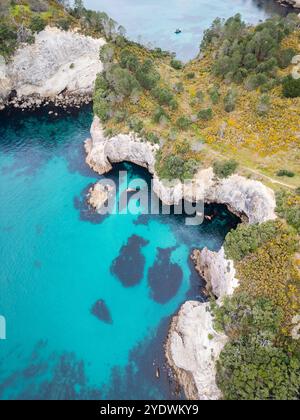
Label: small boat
xmin=156 ymin=367 xmax=160 ymax=379
xmin=175 ymin=29 xmax=182 ymax=34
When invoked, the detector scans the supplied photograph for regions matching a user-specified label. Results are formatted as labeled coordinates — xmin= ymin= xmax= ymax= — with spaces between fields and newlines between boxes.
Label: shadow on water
xmin=0 ymin=107 xmax=240 ymax=400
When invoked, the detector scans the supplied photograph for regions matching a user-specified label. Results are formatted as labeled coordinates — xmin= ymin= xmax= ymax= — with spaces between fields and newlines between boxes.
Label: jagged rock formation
xmin=88 ymin=182 xmax=114 ymax=213
xmin=86 ymin=116 xmax=277 ymax=224
xmin=166 ymin=301 xmax=228 ymax=401
xmin=0 ymin=27 xmax=105 ymax=110
xmin=277 ymin=0 xmax=300 ymax=8
xmin=191 ymin=247 xmax=239 ymax=300
xmin=85 ymin=116 xmax=278 ymax=400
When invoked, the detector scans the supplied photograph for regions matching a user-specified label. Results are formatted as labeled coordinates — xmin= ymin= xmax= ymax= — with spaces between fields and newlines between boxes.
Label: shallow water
xmin=0 ymin=107 xmax=239 ymax=399
xmin=85 ymin=0 xmax=290 ymax=61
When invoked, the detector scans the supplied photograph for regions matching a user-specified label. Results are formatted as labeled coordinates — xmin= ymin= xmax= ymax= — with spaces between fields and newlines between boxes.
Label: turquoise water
xmin=84 ymin=0 xmax=289 ymax=61
xmin=0 ymin=107 xmax=239 ymax=399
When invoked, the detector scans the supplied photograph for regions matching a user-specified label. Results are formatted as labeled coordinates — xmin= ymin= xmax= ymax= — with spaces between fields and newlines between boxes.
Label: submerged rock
xmin=111 ymin=235 xmax=149 ymax=287
xmin=91 ymin=300 xmax=113 ymax=325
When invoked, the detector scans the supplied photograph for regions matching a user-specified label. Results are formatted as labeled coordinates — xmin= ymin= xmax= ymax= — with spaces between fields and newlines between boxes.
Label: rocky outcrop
xmin=86 ymin=116 xmax=277 ymax=224
xmin=166 ymin=301 xmax=228 ymax=401
xmin=0 ymin=27 xmax=105 ymax=110
xmin=277 ymin=0 xmax=300 ymax=8
xmin=88 ymin=182 xmax=114 ymax=213
xmin=191 ymin=247 xmax=238 ymax=300
xmin=85 ymin=116 xmax=159 ymax=175
xmin=85 ymin=116 xmax=278 ymax=400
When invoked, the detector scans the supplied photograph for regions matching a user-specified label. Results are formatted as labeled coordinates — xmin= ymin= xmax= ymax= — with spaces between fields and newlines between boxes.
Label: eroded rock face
xmin=191 ymin=247 xmax=239 ymax=300
xmin=87 ymin=182 xmax=114 ymax=213
xmin=85 ymin=116 xmax=159 ymax=175
xmin=0 ymin=27 xmax=105 ymax=109
xmin=85 ymin=116 xmax=278 ymax=401
xmin=86 ymin=116 xmax=277 ymax=224
xmin=166 ymin=301 xmax=228 ymax=401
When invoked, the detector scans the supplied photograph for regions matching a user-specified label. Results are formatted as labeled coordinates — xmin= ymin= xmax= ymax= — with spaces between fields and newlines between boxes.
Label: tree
xmin=213 ymin=294 xmax=300 ymax=401
xmin=224 ymin=88 xmax=237 ymax=112
xmin=282 ymin=75 xmax=300 ymax=98
xmin=213 ymin=159 xmax=238 ymax=179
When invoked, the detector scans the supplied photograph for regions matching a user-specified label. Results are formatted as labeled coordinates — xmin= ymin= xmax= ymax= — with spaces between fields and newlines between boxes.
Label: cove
xmin=84 ymin=0 xmax=291 ymax=61
xmin=0 ymin=106 xmax=239 ymax=399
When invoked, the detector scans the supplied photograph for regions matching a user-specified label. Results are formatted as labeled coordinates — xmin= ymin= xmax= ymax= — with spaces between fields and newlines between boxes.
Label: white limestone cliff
xmin=85 ymin=116 xmax=278 ymax=400
xmin=0 ymin=27 xmax=105 ymax=109
xmin=86 ymin=116 xmax=277 ymax=224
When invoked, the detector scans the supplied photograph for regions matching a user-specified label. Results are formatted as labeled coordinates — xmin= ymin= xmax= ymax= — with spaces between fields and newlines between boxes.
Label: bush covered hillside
xmin=94 ymin=13 xmax=300 ymax=188
xmin=0 ymin=0 xmax=119 ymax=61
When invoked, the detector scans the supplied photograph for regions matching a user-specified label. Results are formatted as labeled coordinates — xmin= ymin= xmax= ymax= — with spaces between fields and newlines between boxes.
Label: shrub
xmin=256 ymin=94 xmax=271 ymax=116
xmin=198 ymin=108 xmax=213 ymax=121
xmin=153 ymin=107 xmax=169 ymax=124
xmin=128 ymin=116 xmax=143 ymax=133
xmin=93 ymin=96 xmax=110 ymax=122
xmin=29 ymin=15 xmax=47 ymax=33
xmin=174 ymin=82 xmax=184 ymax=94
xmin=213 ymin=293 xmax=300 ymax=401
xmin=277 ymin=169 xmax=295 ymax=178
xmin=196 ymin=90 xmax=205 ymax=102
xmin=56 ymin=18 xmax=72 ymax=31
xmin=224 ymin=89 xmax=237 ymax=112
xmin=208 ymin=86 xmax=220 ymax=105
xmin=120 ymin=49 xmax=140 ymax=71
xmin=186 ymin=72 xmax=195 ymax=79
xmin=224 ymin=220 xmax=281 ymax=261
xmin=176 ymin=116 xmax=191 ymax=130
xmin=245 ymin=73 xmax=269 ymax=91
xmin=170 ymin=59 xmax=183 ymax=70
xmin=0 ymin=21 xmax=18 ymax=59
xmin=107 ymin=65 xmax=141 ymax=98
xmin=136 ymin=61 xmax=160 ymax=90
xmin=114 ymin=110 xmax=128 ymax=123
xmin=282 ymin=75 xmax=300 ymax=98
xmin=276 ymin=190 xmax=300 ymax=233
xmin=152 ymin=86 xmax=174 ymax=107
xmin=277 ymin=48 xmax=296 ymax=69
xmin=213 ymin=159 xmax=238 ymax=179
xmin=145 ymin=132 xmax=160 ymax=144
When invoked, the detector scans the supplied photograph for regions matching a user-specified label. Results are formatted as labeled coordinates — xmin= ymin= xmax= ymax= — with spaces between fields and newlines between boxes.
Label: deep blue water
xmin=84 ymin=0 xmax=289 ymax=61
xmin=0 ymin=106 xmax=239 ymax=399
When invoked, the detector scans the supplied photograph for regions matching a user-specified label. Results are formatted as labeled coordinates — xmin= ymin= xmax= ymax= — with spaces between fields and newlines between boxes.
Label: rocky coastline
xmin=277 ymin=0 xmax=300 ymax=9
xmin=85 ymin=116 xmax=278 ymax=400
xmin=0 ymin=26 xmax=105 ymax=111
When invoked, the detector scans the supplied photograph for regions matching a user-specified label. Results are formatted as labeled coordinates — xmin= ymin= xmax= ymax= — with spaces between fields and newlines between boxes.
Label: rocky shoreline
xmin=0 ymin=26 xmax=105 ymax=111
xmin=85 ymin=116 xmax=278 ymax=400
xmin=277 ymin=0 xmax=300 ymax=9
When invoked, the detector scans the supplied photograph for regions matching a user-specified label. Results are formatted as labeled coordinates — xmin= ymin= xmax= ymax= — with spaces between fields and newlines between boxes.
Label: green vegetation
xmin=276 ymin=190 xmax=300 ymax=233
xmin=282 ymin=75 xmax=300 ymax=98
xmin=213 ymin=293 xmax=300 ymax=400
xmin=202 ymin=13 xmax=298 ymax=90
xmin=277 ymin=169 xmax=295 ymax=178
xmin=224 ymin=220 xmax=281 ymax=261
xmin=213 ymin=159 xmax=238 ymax=178
xmin=170 ymin=59 xmax=183 ymax=70
xmin=198 ymin=108 xmax=213 ymax=121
